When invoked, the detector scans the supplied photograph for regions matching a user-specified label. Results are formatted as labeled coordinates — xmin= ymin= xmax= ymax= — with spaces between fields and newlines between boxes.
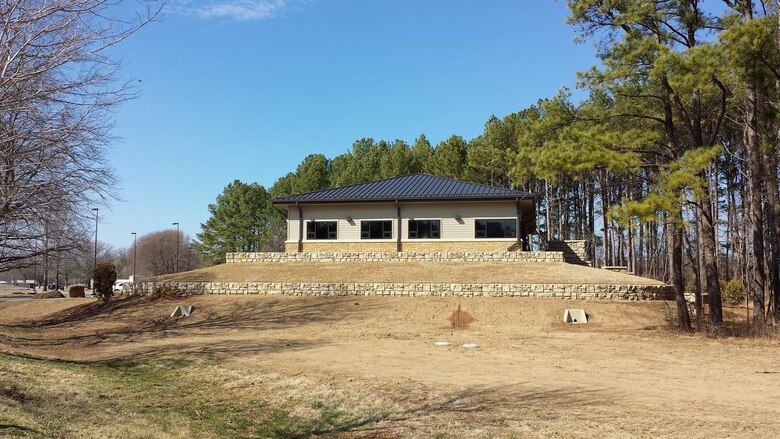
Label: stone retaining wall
xmin=130 ymin=280 xmax=674 ymax=301
xmin=284 ymin=240 xmax=522 ymax=253
xmin=226 ymin=251 xmax=565 ymax=264
xmin=548 ymin=240 xmax=589 ymax=265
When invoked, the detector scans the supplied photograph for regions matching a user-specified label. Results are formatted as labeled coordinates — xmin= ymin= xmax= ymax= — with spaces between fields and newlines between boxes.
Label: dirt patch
xmin=448 ymin=303 xmax=474 ymax=329
xmin=152 ymin=261 xmax=666 ymax=285
xmin=33 ymin=291 xmax=64 ymax=300
xmin=0 ymin=385 xmax=31 ymax=403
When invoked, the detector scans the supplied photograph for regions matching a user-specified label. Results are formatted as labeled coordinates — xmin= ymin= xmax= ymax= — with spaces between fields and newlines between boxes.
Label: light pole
xmin=131 ymin=232 xmax=137 ymax=282
xmin=91 ymin=207 xmax=98 ymax=288
xmin=187 ymin=240 xmax=192 ymax=271
xmin=172 ymin=222 xmax=180 ymax=273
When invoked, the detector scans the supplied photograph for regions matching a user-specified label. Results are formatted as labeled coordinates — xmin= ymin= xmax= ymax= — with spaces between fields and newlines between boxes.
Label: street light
xmin=187 ymin=240 xmax=192 ymax=271
xmin=91 ymin=207 xmax=98 ymax=288
xmin=172 ymin=222 xmax=180 ymax=273
xmin=131 ymin=232 xmax=137 ymax=282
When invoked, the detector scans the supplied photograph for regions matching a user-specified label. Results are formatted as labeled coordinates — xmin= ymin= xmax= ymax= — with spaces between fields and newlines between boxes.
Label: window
xmin=306 ymin=221 xmax=337 ymax=240
xmin=361 ymin=220 xmax=393 ymax=239
xmin=475 ymin=219 xmax=516 ymax=238
xmin=408 ymin=219 xmax=440 ymax=239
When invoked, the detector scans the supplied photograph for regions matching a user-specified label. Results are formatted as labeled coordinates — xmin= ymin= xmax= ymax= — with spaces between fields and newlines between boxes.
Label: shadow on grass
xmin=0 ymin=423 xmax=39 ymax=434
xmin=6 ymin=294 xmax=373 ymax=329
xmin=287 ymin=383 xmax=615 ymax=438
xmin=0 ymin=295 xmax=376 ymax=363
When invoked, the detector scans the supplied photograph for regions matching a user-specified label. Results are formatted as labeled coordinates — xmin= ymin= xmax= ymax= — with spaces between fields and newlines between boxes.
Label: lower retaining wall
xmin=226 ymin=251 xmax=565 ymax=264
xmin=131 ymin=281 xmax=674 ymax=300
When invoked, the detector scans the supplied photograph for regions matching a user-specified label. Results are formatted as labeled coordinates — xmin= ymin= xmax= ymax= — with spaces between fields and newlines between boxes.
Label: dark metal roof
xmin=272 ymin=174 xmax=535 ymax=205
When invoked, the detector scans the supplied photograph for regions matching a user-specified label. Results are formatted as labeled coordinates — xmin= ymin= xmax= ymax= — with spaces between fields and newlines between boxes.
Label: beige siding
xmin=401 ymin=202 xmax=517 ymax=242
xmin=283 ymin=201 xmax=526 ymax=247
xmin=291 ymin=204 xmax=398 ymax=243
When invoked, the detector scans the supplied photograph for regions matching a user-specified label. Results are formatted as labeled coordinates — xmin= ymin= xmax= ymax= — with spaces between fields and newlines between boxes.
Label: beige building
xmin=272 ymin=174 xmax=536 ymax=253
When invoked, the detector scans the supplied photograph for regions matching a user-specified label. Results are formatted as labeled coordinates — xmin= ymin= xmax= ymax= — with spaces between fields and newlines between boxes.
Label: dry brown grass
xmin=153 ymin=261 xmax=666 ymax=285
xmin=1 ymin=295 xmax=778 ymax=438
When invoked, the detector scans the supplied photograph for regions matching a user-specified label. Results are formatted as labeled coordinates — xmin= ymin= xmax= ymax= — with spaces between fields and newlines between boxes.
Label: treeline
xmin=541 ymin=0 xmax=780 ymax=330
xmin=195 ymin=1 xmax=779 ymax=331
xmin=268 ymin=132 xmax=512 ymax=198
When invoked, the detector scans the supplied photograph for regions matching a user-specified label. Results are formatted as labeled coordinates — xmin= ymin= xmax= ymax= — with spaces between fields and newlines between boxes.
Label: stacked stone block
xmin=130 ymin=280 xmax=674 ymax=301
xmin=225 ymin=251 xmax=566 ymax=264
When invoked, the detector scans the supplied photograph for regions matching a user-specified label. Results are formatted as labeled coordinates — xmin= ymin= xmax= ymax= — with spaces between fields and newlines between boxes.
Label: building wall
xmin=284 ymin=200 xmax=533 ymax=252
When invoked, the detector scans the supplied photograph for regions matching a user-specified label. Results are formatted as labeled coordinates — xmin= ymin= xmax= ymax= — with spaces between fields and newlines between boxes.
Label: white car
xmin=113 ymin=280 xmax=127 ymax=292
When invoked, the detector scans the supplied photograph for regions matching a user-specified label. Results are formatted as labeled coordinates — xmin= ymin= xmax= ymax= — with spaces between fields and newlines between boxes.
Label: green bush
xmin=719 ymin=279 xmax=746 ymax=306
xmin=93 ymin=262 xmax=117 ymax=302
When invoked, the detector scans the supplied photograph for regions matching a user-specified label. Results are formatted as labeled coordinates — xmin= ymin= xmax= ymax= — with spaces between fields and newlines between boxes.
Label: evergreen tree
xmin=411 ymin=134 xmax=434 ymax=173
xmin=195 ymin=181 xmax=282 ymax=264
xmin=292 ymin=154 xmax=330 ymax=193
xmin=428 ymin=135 xmax=468 ymax=178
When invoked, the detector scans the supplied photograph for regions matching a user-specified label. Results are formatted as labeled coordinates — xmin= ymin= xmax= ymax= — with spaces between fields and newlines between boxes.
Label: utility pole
xmin=172 ymin=222 xmax=180 ymax=273
xmin=91 ymin=207 xmax=98 ymax=288
xmin=131 ymin=232 xmax=137 ymax=281
xmin=187 ymin=241 xmax=192 ymax=271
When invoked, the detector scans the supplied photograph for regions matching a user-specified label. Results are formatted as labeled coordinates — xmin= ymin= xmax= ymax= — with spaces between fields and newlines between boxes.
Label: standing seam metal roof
xmin=272 ymin=173 xmax=535 ymax=204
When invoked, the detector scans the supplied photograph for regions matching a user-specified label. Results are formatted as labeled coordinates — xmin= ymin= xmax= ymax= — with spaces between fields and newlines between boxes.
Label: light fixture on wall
xmin=454 ymin=215 xmax=462 ymax=221
xmin=346 ymin=216 xmax=353 ymax=222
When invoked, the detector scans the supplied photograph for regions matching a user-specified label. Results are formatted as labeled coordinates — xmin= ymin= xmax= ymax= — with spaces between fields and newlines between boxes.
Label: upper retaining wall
xmin=547 ymin=240 xmax=589 ymax=265
xmin=226 ymin=251 xmax=566 ymax=264
xmin=285 ymin=241 xmax=523 ymax=253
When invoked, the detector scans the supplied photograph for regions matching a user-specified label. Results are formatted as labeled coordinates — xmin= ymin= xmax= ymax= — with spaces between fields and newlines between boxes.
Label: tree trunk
xmin=700 ymin=176 xmax=724 ymax=325
xmin=588 ymin=180 xmax=596 ymax=266
xmin=690 ymin=214 xmax=704 ymax=331
xmin=766 ymin=137 xmax=780 ymax=321
xmin=672 ymin=209 xmax=692 ymax=330
xmin=742 ymin=0 xmax=767 ymax=322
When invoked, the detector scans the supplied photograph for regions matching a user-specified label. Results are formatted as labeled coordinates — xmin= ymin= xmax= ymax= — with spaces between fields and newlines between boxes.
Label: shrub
xmin=719 ymin=279 xmax=746 ymax=306
xmin=67 ymin=284 xmax=85 ymax=298
xmin=93 ymin=262 xmax=117 ymax=302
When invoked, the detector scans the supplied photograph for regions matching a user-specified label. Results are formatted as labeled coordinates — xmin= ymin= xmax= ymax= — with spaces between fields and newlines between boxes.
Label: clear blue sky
xmin=100 ymin=0 xmax=598 ymax=249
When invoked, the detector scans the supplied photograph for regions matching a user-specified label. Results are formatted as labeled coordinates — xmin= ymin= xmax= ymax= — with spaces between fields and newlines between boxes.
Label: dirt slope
xmin=153 ymin=261 xmax=665 ymax=285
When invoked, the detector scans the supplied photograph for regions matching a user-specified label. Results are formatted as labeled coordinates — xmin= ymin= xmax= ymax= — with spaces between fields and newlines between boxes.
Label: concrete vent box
xmin=171 ymin=304 xmax=193 ymax=318
xmin=563 ymin=309 xmax=587 ymax=324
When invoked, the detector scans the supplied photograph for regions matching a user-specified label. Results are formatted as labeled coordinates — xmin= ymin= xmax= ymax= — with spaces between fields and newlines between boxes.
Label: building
xmin=272 ymin=174 xmax=536 ymax=253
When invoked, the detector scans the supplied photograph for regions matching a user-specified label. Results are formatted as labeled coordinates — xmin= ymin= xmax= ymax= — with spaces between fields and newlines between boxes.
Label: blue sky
xmin=101 ymin=0 xmax=598 ymax=249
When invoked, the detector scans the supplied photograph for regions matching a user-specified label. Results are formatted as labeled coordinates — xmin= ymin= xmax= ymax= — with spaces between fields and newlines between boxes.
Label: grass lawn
xmin=0 ymin=353 xmax=392 ymax=438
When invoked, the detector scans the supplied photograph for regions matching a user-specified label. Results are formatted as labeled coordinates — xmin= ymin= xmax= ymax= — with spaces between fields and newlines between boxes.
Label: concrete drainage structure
xmin=171 ymin=304 xmax=193 ymax=318
xmin=564 ymin=309 xmax=588 ymax=323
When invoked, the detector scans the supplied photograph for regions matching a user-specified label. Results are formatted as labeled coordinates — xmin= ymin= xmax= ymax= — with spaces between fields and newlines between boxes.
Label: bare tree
xmin=128 ymin=229 xmax=201 ymax=277
xmin=0 ymin=0 xmax=162 ymax=271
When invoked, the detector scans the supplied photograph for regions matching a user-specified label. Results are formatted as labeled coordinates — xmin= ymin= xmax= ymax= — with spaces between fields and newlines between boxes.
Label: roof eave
xmin=271 ymin=194 xmax=536 ymax=206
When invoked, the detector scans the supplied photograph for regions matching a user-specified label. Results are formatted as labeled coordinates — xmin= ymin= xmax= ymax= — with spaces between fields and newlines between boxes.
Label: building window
xmin=475 ymin=219 xmax=517 ymax=238
xmin=306 ymin=221 xmax=337 ymax=240
xmin=361 ymin=220 xmax=392 ymax=239
xmin=408 ymin=219 xmax=440 ymax=239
